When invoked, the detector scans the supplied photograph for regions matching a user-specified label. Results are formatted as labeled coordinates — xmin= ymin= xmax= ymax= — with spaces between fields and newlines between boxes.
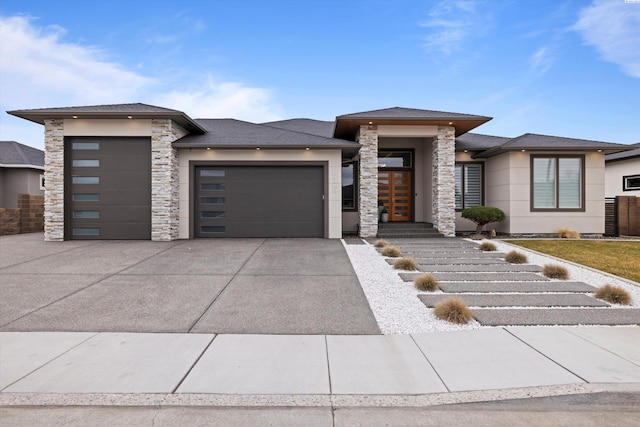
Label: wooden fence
xmin=605 ymin=196 xmax=639 ymax=237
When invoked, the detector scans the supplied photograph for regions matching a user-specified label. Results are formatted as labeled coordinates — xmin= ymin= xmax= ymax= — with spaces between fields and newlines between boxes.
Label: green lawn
xmin=503 ymin=240 xmax=640 ymax=283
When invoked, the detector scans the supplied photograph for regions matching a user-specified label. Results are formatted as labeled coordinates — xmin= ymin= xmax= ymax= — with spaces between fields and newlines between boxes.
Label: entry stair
xmin=377 ymin=222 xmax=444 ymax=238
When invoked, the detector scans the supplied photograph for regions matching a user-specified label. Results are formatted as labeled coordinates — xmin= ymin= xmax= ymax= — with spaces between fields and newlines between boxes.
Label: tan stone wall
xmin=44 ymin=119 xmax=65 ymax=241
xmin=357 ymin=126 xmax=379 ymax=237
xmin=432 ymin=126 xmax=456 ymax=236
xmin=151 ymin=119 xmax=188 ymax=241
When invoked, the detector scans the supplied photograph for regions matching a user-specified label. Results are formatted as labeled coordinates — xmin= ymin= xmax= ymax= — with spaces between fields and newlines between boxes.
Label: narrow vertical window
xmin=455 ymin=163 xmax=483 ymax=210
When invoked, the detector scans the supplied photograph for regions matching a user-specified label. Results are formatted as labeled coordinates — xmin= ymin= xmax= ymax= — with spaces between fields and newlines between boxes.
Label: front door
xmin=378 ymin=170 xmax=412 ymax=222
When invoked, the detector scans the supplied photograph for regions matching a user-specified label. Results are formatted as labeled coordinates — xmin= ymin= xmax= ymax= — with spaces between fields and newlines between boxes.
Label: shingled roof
xmin=455 ymin=133 xmax=512 ymax=151
xmin=0 ymin=141 xmax=44 ymax=169
xmin=605 ymin=142 xmax=640 ymax=162
xmin=334 ymin=107 xmax=491 ymax=139
xmin=8 ymin=103 xmax=206 ymax=134
xmin=174 ymin=119 xmax=360 ymax=157
xmin=473 ymin=133 xmax=631 ymax=158
xmin=262 ymin=119 xmax=335 ymax=138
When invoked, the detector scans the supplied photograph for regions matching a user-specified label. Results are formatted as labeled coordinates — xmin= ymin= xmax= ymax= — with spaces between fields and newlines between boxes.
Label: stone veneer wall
xmin=432 ymin=126 xmax=456 ymax=237
xmin=151 ymin=119 xmax=188 ymax=241
xmin=357 ymin=125 xmax=379 ymax=237
xmin=43 ymin=119 xmax=65 ymax=241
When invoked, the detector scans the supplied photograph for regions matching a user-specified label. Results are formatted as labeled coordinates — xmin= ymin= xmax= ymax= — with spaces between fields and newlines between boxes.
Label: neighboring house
xmin=8 ymin=103 xmax=631 ymax=241
xmin=0 ymin=140 xmax=44 ymax=208
xmin=605 ymin=143 xmax=640 ymax=197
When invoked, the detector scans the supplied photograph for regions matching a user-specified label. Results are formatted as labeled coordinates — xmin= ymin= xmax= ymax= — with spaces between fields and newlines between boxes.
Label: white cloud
xmin=529 ymin=46 xmax=552 ymax=77
xmin=154 ymin=77 xmax=285 ymax=122
xmin=420 ymin=0 xmax=487 ymax=54
xmin=574 ymin=0 xmax=640 ymax=78
xmin=0 ymin=15 xmax=286 ymax=147
xmin=0 ymin=16 xmax=152 ymax=108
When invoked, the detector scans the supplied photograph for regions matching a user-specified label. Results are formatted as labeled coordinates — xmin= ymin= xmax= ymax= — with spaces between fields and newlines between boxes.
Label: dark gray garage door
xmin=196 ymin=166 xmax=324 ymax=237
xmin=66 ymin=137 xmax=151 ymax=240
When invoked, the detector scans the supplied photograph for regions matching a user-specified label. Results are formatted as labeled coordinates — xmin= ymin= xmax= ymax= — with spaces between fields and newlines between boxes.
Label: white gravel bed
xmin=341 ymin=240 xmax=482 ymax=334
xmin=483 ymin=239 xmax=640 ymax=308
xmin=343 ymin=238 xmax=639 ymax=334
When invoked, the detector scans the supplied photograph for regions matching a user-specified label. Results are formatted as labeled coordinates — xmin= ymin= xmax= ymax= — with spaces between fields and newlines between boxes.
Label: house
xmin=0 ymin=140 xmax=44 ymax=208
xmin=605 ymin=143 xmax=640 ymax=197
xmin=8 ymin=103 xmax=631 ymax=241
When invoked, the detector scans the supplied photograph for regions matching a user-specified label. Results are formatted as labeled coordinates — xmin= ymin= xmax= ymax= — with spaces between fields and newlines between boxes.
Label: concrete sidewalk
xmin=2 ymin=326 xmax=639 ymax=404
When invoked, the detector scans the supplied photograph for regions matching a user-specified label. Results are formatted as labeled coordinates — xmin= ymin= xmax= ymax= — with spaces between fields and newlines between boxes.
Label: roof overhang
xmin=173 ymin=141 xmax=361 ymax=158
xmin=7 ymin=109 xmax=207 ymax=134
xmin=333 ymin=116 xmax=492 ymax=140
xmin=473 ymin=146 xmax=631 ymax=159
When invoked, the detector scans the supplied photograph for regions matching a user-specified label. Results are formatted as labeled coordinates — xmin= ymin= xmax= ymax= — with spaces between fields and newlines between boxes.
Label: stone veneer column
xmin=151 ymin=119 xmax=187 ymax=241
xmin=43 ymin=119 xmax=65 ymax=241
xmin=357 ymin=125 xmax=379 ymax=237
xmin=432 ymin=126 xmax=456 ymax=237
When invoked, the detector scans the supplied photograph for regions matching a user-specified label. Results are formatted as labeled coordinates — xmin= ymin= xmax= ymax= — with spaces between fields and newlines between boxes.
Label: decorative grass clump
xmin=542 ymin=264 xmax=569 ymax=280
xmin=594 ymin=284 xmax=632 ymax=305
xmin=394 ymin=257 xmax=418 ymax=271
xmin=433 ymin=298 xmax=474 ymax=324
xmin=414 ymin=274 xmax=439 ymax=291
xmin=381 ymin=246 xmax=402 ymax=257
xmin=478 ymin=242 xmax=497 ymax=252
xmin=504 ymin=250 xmax=528 ymax=264
xmin=557 ymin=228 xmax=581 ymax=239
xmin=374 ymin=239 xmax=390 ymax=248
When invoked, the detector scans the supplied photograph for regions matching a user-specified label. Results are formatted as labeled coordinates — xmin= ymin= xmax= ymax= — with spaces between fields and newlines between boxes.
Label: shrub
xmin=374 ymin=239 xmax=390 ymax=248
xmin=542 ymin=264 xmax=569 ymax=280
xmin=433 ymin=298 xmax=474 ymax=324
xmin=557 ymin=228 xmax=581 ymax=239
xmin=478 ymin=242 xmax=497 ymax=252
xmin=382 ymin=246 xmax=402 ymax=257
xmin=461 ymin=206 xmax=506 ymax=237
xmin=394 ymin=258 xmax=418 ymax=271
xmin=594 ymin=284 xmax=632 ymax=305
xmin=414 ymin=274 xmax=439 ymax=291
xmin=504 ymin=250 xmax=528 ymax=264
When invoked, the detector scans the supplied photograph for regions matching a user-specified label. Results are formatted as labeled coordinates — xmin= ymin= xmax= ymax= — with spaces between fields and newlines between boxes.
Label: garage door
xmin=66 ymin=137 xmax=151 ymax=239
xmin=196 ymin=166 xmax=324 ymax=237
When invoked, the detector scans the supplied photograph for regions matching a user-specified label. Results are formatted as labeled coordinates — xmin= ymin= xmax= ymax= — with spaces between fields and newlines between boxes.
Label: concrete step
xmin=436 ymin=281 xmax=597 ymax=293
xmin=398 ymin=251 xmax=504 ymax=258
xmin=399 ymin=272 xmax=548 ymax=282
xmin=417 ymin=264 xmax=542 ymax=273
xmin=472 ymin=308 xmax=640 ymax=326
xmin=411 ymin=258 xmax=508 ymax=265
xmin=418 ymin=294 xmax=609 ymax=308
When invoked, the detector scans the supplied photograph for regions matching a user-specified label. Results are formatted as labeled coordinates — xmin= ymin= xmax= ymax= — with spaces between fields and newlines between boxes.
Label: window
xmin=342 ymin=161 xmax=358 ymax=210
xmin=73 ymin=159 xmax=100 ymax=167
xmin=623 ymin=175 xmax=640 ymax=191
xmin=455 ymin=163 xmax=483 ymax=210
xmin=378 ymin=151 xmax=412 ymax=168
xmin=73 ymin=193 xmax=100 ymax=201
xmin=72 ymin=142 xmax=99 ymax=150
xmin=39 ymin=174 xmax=45 ymax=190
xmin=531 ymin=155 xmax=584 ymax=211
xmin=72 ymin=176 xmax=99 ymax=184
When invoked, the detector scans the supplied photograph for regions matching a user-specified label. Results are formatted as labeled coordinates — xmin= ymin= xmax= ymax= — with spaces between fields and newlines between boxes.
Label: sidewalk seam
xmin=170 ymin=334 xmax=217 ymax=394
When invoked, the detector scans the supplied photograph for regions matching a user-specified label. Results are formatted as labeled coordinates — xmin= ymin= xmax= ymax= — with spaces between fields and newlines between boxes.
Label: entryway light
xmin=206 ymin=147 xmax=211 ymax=150
xmin=305 ymin=147 xmax=310 ymax=150
xmin=521 ymin=149 xmax=526 ymax=152
xmin=127 ymin=116 xmax=133 ymax=119
xmin=464 ymin=149 xmax=468 ymax=153
xmin=448 ymin=122 xmax=453 ymax=125
xmin=368 ymin=121 xmax=373 ymax=125
xmin=597 ymin=149 xmax=602 ymax=152
xmin=72 ymin=115 xmax=78 ymax=119
xmin=256 ymin=147 xmax=261 ymax=150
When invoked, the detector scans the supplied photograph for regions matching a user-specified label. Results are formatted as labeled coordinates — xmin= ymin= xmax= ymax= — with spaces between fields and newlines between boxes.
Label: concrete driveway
xmin=0 ymin=233 xmax=380 ymax=335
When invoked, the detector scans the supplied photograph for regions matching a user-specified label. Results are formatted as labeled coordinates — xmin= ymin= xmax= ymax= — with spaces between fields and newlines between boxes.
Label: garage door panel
xmin=67 ymin=137 xmax=151 ymax=240
xmin=196 ymin=166 xmax=324 ymax=238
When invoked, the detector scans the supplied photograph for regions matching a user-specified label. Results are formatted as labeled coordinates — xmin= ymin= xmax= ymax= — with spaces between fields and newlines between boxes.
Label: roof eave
xmin=7 ymin=110 xmax=207 ymax=134
xmin=472 ymin=146 xmax=629 ymax=159
xmin=333 ymin=116 xmax=492 ymax=140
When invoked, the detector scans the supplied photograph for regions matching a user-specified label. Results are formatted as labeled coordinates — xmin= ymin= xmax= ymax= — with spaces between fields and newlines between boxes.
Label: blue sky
xmin=1 ymin=0 xmax=638 ymax=149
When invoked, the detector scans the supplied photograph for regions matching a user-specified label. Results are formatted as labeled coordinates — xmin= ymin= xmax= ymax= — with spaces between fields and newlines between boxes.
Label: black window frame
xmin=342 ymin=161 xmax=358 ymax=211
xmin=530 ymin=155 xmax=585 ymax=212
xmin=455 ymin=162 xmax=484 ymax=211
xmin=623 ymin=174 xmax=640 ymax=192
